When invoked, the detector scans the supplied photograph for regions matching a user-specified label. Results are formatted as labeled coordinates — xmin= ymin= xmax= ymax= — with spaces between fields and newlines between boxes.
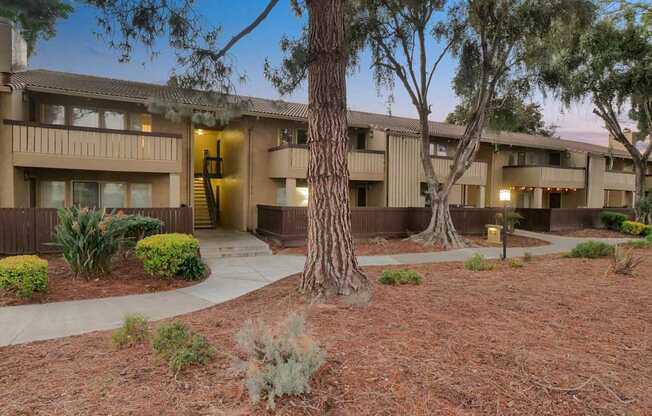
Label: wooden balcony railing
xmin=604 ymin=170 xmax=635 ymax=191
xmin=4 ymin=120 xmax=182 ymax=173
xmin=268 ymin=144 xmax=384 ymax=181
xmin=420 ymin=156 xmax=488 ymax=186
xmin=503 ymin=165 xmax=586 ymax=189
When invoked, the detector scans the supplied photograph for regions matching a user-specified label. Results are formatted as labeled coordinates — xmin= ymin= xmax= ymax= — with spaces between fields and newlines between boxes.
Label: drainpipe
xmin=247 ymin=124 xmax=254 ymax=231
xmin=585 ymin=152 xmax=591 ymax=207
xmin=384 ymin=128 xmax=390 ymax=207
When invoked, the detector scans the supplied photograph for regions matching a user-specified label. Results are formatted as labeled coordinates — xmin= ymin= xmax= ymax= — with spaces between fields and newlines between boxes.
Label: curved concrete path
xmin=0 ymin=230 xmax=632 ymax=347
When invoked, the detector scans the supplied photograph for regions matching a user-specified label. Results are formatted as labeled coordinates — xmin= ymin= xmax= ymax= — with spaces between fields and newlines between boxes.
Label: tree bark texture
xmin=299 ymin=0 xmax=369 ymax=300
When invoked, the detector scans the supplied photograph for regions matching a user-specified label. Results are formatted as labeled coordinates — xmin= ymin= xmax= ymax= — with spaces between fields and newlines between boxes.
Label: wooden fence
xmin=257 ymin=205 xmax=636 ymax=246
xmin=0 ymin=207 xmax=193 ymax=255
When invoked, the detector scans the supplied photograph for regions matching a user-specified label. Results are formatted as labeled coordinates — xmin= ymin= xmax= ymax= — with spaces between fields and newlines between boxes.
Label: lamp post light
xmin=499 ymin=189 xmax=511 ymax=260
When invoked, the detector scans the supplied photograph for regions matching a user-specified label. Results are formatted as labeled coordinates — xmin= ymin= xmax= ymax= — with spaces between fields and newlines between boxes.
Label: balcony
xmin=503 ymin=165 xmax=586 ymax=189
xmin=420 ymin=156 xmax=487 ymax=186
xmin=4 ymin=120 xmax=182 ymax=173
xmin=604 ymin=170 xmax=635 ymax=191
xmin=268 ymin=144 xmax=384 ymax=181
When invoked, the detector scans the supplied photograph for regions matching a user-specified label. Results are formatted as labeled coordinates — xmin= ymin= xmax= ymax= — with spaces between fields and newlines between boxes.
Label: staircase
xmin=193 ymin=177 xmax=214 ymax=229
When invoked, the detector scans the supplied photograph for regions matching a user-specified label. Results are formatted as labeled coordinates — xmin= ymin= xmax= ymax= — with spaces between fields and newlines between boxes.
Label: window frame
xmin=40 ymin=103 xmax=66 ymax=125
xmin=39 ymin=180 xmax=67 ymax=208
xmin=72 ymin=180 xmax=101 ymax=208
xmin=70 ymin=106 xmax=101 ymax=128
xmin=102 ymin=110 xmax=127 ymax=130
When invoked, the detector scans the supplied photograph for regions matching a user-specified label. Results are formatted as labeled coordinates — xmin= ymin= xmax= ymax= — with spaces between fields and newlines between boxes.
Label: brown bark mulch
xmin=549 ymin=228 xmax=630 ymax=238
xmin=2 ymin=250 xmax=651 ymax=415
xmin=0 ymin=255 xmax=201 ymax=306
xmin=270 ymin=234 xmax=549 ymax=256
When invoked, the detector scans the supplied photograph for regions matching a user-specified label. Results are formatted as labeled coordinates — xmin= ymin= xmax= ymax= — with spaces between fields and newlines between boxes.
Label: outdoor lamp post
xmin=499 ymin=189 xmax=511 ymax=260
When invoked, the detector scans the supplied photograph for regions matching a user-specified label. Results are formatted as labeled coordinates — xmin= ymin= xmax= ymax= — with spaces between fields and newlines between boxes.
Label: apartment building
xmin=0 ymin=21 xmax=650 ymax=232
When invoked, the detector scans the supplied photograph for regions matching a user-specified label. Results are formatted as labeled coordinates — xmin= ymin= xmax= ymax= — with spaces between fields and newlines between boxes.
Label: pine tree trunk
xmin=299 ymin=0 xmax=369 ymax=300
xmin=634 ymin=161 xmax=647 ymax=221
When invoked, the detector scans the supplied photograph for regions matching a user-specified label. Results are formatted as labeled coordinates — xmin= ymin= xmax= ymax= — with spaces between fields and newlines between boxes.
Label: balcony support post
xmin=533 ymin=187 xmax=543 ymax=209
xmin=478 ymin=186 xmax=486 ymax=208
xmin=285 ymin=178 xmax=298 ymax=206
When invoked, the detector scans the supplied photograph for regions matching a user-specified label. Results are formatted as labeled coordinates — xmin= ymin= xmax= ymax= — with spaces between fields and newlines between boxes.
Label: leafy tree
xmin=542 ymin=4 xmax=652 ymax=218
xmin=446 ymin=93 xmax=557 ymax=137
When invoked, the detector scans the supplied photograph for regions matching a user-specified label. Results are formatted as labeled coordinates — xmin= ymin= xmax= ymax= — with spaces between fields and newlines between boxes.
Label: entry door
xmin=549 ymin=193 xmax=562 ymax=209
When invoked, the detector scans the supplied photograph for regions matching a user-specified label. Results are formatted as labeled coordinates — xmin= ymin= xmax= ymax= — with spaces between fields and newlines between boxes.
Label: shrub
xmin=610 ymin=245 xmax=643 ymax=276
xmin=152 ymin=321 xmax=214 ymax=373
xmin=235 ymin=312 xmax=325 ymax=410
xmin=54 ymin=207 xmax=128 ymax=277
xmin=112 ymin=314 xmax=150 ymax=349
xmin=495 ymin=211 xmax=525 ymax=232
xmin=112 ymin=213 xmax=163 ymax=253
xmin=464 ymin=253 xmax=494 ymax=271
xmin=599 ymin=211 xmax=628 ymax=231
xmin=621 ymin=220 xmax=647 ymax=236
xmin=0 ymin=255 xmax=48 ymax=299
xmin=635 ymin=195 xmax=652 ymax=224
xmin=624 ymin=239 xmax=652 ymax=249
xmin=509 ymin=258 xmax=524 ymax=268
xmin=177 ymin=256 xmax=207 ymax=281
xmin=648 ymin=234 xmax=652 ymax=243
xmin=568 ymin=241 xmax=614 ymax=258
xmin=378 ymin=269 xmax=422 ymax=285
xmin=135 ymin=234 xmax=200 ymax=279
xmin=643 ymin=225 xmax=652 ymax=237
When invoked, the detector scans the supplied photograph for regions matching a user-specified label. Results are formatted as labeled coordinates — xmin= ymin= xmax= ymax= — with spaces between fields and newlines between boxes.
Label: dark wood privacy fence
xmin=0 ymin=207 xmax=193 ymax=255
xmin=257 ymin=205 xmax=636 ymax=246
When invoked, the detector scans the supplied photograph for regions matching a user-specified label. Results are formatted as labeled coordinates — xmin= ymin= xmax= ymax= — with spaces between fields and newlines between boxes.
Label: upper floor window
xmin=548 ymin=152 xmax=561 ymax=166
xmin=278 ymin=128 xmax=293 ymax=145
xmin=42 ymin=104 xmax=65 ymax=125
xmin=356 ymin=130 xmax=366 ymax=150
xmin=130 ymin=113 xmax=152 ymax=132
xmin=296 ymin=128 xmax=308 ymax=145
xmin=104 ymin=111 xmax=126 ymax=130
xmin=71 ymin=107 xmax=99 ymax=128
xmin=436 ymin=143 xmax=447 ymax=157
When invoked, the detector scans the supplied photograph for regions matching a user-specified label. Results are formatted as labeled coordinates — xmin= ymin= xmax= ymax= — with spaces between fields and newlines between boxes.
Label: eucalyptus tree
xmin=541 ymin=4 xmax=652 ymax=218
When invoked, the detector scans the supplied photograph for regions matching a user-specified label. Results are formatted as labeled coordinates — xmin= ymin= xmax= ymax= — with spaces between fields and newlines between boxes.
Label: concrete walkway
xmin=0 ymin=230 xmax=632 ymax=347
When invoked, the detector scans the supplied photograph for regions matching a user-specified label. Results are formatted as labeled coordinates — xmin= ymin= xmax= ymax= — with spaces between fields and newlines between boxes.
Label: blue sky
xmin=29 ymin=0 xmax=622 ymax=145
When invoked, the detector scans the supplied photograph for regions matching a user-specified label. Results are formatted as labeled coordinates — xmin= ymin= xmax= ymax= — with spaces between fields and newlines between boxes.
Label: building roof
xmin=6 ymin=69 xmax=628 ymax=158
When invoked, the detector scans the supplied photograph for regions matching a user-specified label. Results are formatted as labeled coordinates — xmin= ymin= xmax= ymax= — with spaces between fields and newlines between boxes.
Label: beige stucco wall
xmin=0 ymin=89 xmax=27 ymax=207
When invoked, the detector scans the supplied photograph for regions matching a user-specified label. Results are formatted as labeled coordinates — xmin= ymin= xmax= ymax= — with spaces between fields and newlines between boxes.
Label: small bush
xmin=599 ymin=211 xmax=628 ymax=231
xmin=378 ymin=269 xmax=422 ymax=285
xmin=112 ymin=314 xmax=150 ymax=349
xmin=464 ymin=253 xmax=494 ymax=271
xmin=625 ymin=238 xmax=652 ymax=249
xmin=647 ymin=234 xmax=652 ymax=243
xmin=636 ymin=195 xmax=652 ymax=224
xmin=235 ymin=312 xmax=325 ymax=410
xmin=152 ymin=321 xmax=214 ymax=373
xmin=509 ymin=258 xmax=524 ymax=268
xmin=495 ymin=211 xmax=525 ymax=232
xmin=113 ymin=213 xmax=163 ymax=252
xmin=621 ymin=220 xmax=647 ymax=236
xmin=135 ymin=234 xmax=200 ymax=279
xmin=610 ymin=245 xmax=643 ymax=276
xmin=643 ymin=225 xmax=652 ymax=236
xmin=0 ymin=255 xmax=48 ymax=299
xmin=177 ymin=256 xmax=207 ymax=281
xmin=523 ymin=251 xmax=533 ymax=262
xmin=568 ymin=241 xmax=614 ymax=258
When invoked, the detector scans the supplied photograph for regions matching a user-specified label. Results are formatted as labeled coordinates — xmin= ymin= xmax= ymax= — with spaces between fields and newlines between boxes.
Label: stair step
xmin=202 ymin=250 xmax=272 ymax=259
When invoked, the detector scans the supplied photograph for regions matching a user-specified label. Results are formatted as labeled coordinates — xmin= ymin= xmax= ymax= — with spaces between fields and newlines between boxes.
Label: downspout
xmin=247 ymin=124 xmax=254 ymax=231
xmin=188 ymin=121 xmax=194 ymax=208
xmin=585 ymin=152 xmax=591 ymax=207
xmin=384 ymin=128 xmax=390 ymax=207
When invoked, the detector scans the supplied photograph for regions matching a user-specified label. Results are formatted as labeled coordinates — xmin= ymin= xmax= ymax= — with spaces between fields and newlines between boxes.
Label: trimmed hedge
xmin=135 ymin=233 xmax=200 ymax=279
xmin=621 ymin=220 xmax=647 ymax=236
xmin=0 ymin=255 xmax=48 ymax=298
xmin=599 ymin=211 xmax=628 ymax=231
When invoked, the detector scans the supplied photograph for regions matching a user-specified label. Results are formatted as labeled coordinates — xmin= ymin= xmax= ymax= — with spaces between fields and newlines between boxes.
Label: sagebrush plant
xmin=152 ymin=321 xmax=214 ymax=373
xmin=568 ymin=241 xmax=614 ymax=258
xmin=378 ymin=269 xmax=423 ymax=285
xmin=621 ymin=220 xmax=647 ymax=236
xmin=464 ymin=253 xmax=494 ymax=271
xmin=112 ymin=314 xmax=150 ymax=349
xmin=509 ymin=258 xmax=524 ymax=268
xmin=610 ymin=245 xmax=643 ymax=276
xmin=235 ymin=312 xmax=325 ymax=410
xmin=599 ymin=211 xmax=628 ymax=231
xmin=135 ymin=234 xmax=200 ymax=279
xmin=0 ymin=255 xmax=48 ymax=299
xmin=54 ymin=207 xmax=127 ymax=277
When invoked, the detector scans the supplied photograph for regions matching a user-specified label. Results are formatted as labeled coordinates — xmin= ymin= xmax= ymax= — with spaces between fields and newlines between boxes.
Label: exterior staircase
xmin=193 ymin=177 xmax=214 ymax=229
xmin=195 ymin=229 xmax=273 ymax=258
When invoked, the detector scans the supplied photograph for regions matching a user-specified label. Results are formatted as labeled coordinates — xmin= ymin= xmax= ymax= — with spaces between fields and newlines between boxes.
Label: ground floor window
xmin=356 ymin=187 xmax=367 ymax=207
xmin=73 ymin=182 xmax=100 ymax=208
xmin=40 ymin=181 xmax=66 ymax=208
xmin=102 ymin=183 xmax=126 ymax=208
xmin=130 ymin=183 xmax=152 ymax=208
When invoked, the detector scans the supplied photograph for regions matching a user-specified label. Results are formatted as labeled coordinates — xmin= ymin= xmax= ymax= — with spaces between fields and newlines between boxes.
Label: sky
xmin=28 ymin=0 xmax=634 ymax=146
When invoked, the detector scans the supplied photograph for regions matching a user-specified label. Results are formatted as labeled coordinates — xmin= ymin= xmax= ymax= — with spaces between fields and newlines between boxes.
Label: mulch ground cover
xmin=0 ymin=255 xmax=201 ymax=306
xmin=549 ymin=228 xmax=630 ymax=238
xmin=2 ymin=248 xmax=651 ymax=415
xmin=271 ymin=234 xmax=549 ymax=256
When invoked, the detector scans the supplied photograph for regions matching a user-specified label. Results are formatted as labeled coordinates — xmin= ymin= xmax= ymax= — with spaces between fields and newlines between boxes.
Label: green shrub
xmin=0 ymin=255 xmax=48 ymax=299
xmin=112 ymin=213 xmax=163 ymax=252
xmin=621 ymin=220 xmax=647 ymax=236
xmin=135 ymin=234 xmax=200 ymax=279
xmin=623 ymin=238 xmax=652 ymax=249
xmin=636 ymin=195 xmax=652 ymax=224
xmin=647 ymin=234 xmax=652 ymax=243
xmin=54 ymin=207 xmax=128 ymax=277
xmin=599 ymin=211 xmax=628 ymax=231
xmin=643 ymin=225 xmax=652 ymax=236
xmin=177 ymin=256 xmax=207 ymax=281
xmin=152 ymin=321 xmax=214 ymax=373
xmin=112 ymin=314 xmax=150 ymax=349
xmin=568 ymin=241 xmax=614 ymax=258
xmin=464 ymin=253 xmax=494 ymax=271
xmin=495 ymin=211 xmax=525 ymax=232
xmin=509 ymin=258 xmax=524 ymax=268
xmin=378 ymin=269 xmax=422 ymax=285
xmin=235 ymin=312 xmax=325 ymax=410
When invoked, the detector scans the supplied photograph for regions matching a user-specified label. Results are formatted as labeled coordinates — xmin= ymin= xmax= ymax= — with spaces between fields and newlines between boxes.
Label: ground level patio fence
xmin=256 ymin=205 xmax=635 ymax=246
xmin=0 ymin=207 xmax=193 ymax=255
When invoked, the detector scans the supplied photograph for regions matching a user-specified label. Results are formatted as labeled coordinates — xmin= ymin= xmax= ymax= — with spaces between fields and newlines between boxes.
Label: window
xmin=436 ymin=143 xmax=448 ymax=157
xmin=130 ymin=113 xmax=152 ymax=132
xmin=356 ymin=130 xmax=366 ymax=150
xmin=548 ymin=152 xmax=561 ymax=166
xmin=41 ymin=181 xmax=66 ymax=208
xmin=71 ymin=107 xmax=99 ymax=128
xmin=130 ymin=183 xmax=152 ymax=208
xmin=73 ymin=182 xmax=100 ymax=208
xmin=278 ymin=128 xmax=292 ymax=145
xmin=101 ymin=183 xmax=126 ymax=208
xmin=517 ymin=152 xmax=526 ymax=166
xmin=429 ymin=142 xmax=436 ymax=156
xmin=104 ymin=111 xmax=126 ymax=130
xmin=356 ymin=187 xmax=367 ymax=207
xmin=42 ymin=104 xmax=65 ymax=125
xmin=296 ymin=128 xmax=308 ymax=145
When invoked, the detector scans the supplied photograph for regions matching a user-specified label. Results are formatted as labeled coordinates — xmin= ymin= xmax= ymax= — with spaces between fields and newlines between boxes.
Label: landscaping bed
xmin=270 ymin=234 xmax=549 ymax=255
xmin=2 ymin=248 xmax=651 ymax=415
xmin=549 ymin=228 xmax=630 ymax=238
xmin=0 ymin=255 xmax=203 ymax=306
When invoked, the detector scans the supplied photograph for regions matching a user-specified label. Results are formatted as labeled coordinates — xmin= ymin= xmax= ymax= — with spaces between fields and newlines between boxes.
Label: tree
xmin=446 ymin=93 xmax=557 ymax=137
xmin=542 ymin=4 xmax=652 ymax=219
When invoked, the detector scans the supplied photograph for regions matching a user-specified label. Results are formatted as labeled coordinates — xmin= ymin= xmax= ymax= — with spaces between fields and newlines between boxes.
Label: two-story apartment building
xmin=1 ymin=21 xmax=650 ymax=232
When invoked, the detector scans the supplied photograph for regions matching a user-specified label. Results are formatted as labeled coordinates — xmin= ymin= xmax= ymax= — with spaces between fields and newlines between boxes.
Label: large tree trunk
xmin=299 ymin=0 xmax=370 ymax=301
xmin=633 ymin=160 xmax=647 ymax=222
